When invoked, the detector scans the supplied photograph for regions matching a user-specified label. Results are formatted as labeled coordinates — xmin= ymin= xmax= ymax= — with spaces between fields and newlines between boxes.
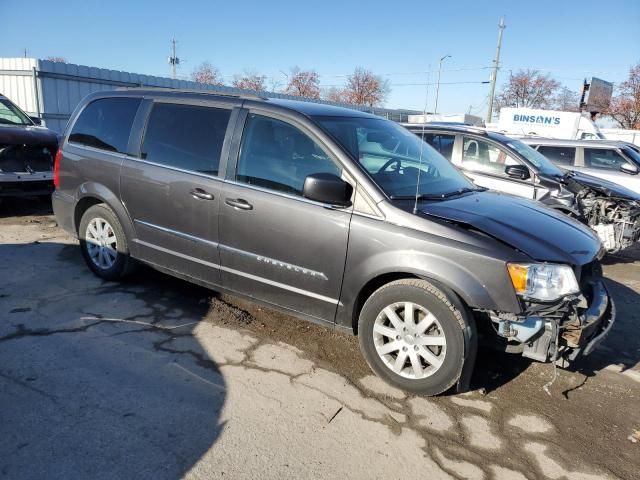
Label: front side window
xmin=315 ymin=116 xmax=474 ymax=198
xmin=141 ymin=103 xmax=231 ymax=175
xmin=584 ymin=148 xmax=630 ymax=171
xmin=536 ymin=146 xmax=576 ymax=167
xmin=461 ymin=136 xmax=520 ymax=176
xmin=69 ymin=97 xmax=141 ymax=153
xmin=0 ymin=98 xmax=32 ymax=126
xmin=236 ymin=114 xmax=341 ymax=196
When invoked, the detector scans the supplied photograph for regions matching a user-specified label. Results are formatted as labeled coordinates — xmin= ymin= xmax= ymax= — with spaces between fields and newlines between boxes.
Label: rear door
xmin=121 ymin=98 xmax=237 ymax=285
xmin=575 ymin=147 xmax=639 ymax=192
xmin=455 ymin=135 xmax=535 ymax=198
xmin=218 ymin=111 xmax=353 ymax=322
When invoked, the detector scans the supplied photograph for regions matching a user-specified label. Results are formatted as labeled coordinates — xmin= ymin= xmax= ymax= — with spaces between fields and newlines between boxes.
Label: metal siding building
xmin=1 ymin=58 xmax=419 ymax=132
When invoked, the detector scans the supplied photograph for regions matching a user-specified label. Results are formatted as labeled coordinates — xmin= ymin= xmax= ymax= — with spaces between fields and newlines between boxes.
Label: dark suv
xmin=0 ymin=94 xmax=59 ymax=198
xmin=53 ymin=89 xmax=614 ymax=395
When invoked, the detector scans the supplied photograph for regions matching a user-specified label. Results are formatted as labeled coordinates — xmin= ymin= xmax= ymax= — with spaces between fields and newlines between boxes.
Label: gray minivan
xmin=53 ymin=89 xmax=614 ymax=395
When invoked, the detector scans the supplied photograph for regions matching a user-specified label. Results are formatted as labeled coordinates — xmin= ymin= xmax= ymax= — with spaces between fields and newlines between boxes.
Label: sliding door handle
xmin=225 ymin=198 xmax=253 ymax=210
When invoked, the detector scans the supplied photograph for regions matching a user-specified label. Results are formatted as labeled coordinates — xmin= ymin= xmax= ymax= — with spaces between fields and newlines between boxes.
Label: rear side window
xmin=536 ymin=146 xmax=576 ymax=166
xmin=421 ymin=133 xmax=455 ymax=160
xmin=584 ymin=148 xmax=629 ymax=170
xmin=69 ymin=98 xmax=141 ymax=153
xmin=141 ymin=103 xmax=231 ymax=175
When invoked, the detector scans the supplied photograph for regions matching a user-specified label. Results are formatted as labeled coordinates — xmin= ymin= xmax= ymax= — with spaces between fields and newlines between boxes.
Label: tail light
xmin=53 ymin=149 xmax=62 ymax=188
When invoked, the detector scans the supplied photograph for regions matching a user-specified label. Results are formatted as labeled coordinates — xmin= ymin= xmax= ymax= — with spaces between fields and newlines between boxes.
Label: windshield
xmin=507 ymin=139 xmax=564 ymax=177
xmin=622 ymin=146 xmax=640 ymax=167
xmin=314 ymin=116 xmax=475 ymax=198
xmin=0 ymin=98 xmax=33 ymax=126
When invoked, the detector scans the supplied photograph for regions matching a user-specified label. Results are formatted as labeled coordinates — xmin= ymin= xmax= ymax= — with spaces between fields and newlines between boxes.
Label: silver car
xmin=520 ymin=138 xmax=640 ymax=194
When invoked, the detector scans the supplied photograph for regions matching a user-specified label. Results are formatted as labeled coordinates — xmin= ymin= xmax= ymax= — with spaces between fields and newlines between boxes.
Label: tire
xmin=79 ymin=203 xmax=137 ymax=281
xmin=358 ymin=279 xmax=467 ymax=396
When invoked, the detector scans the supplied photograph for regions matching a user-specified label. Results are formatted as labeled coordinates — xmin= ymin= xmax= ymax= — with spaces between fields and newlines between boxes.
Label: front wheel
xmin=79 ymin=203 xmax=136 ymax=281
xmin=358 ymin=279 xmax=467 ymax=395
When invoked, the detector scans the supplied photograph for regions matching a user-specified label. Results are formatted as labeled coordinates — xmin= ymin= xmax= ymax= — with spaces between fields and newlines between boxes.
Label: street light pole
xmin=434 ymin=55 xmax=451 ymax=115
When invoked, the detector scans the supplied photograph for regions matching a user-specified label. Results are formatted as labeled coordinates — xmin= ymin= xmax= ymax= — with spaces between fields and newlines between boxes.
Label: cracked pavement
xmin=0 ymin=199 xmax=639 ymax=479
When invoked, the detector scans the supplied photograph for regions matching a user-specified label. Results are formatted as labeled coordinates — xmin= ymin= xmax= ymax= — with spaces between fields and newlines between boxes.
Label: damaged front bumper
xmin=490 ymin=280 xmax=615 ymax=363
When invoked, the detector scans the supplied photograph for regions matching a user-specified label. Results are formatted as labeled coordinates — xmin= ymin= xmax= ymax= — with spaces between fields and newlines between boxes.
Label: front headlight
xmin=507 ymin=263 xmax=579 ymax=301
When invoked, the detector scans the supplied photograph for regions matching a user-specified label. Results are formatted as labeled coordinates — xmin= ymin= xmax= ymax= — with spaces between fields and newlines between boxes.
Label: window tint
xmin=141 ymin=103 xmax=231 ymax=175
xmin=584 ymin=148 xmax=629 ymax=170
xmin=0 ymin=98 xmax=31 ymax=126
xmin=69 ymin=98 xmax=141 ymax=153
xmin=536 ymin=146 xmax=576 ymax=166
xmin=420 ymin=133 xmax=455 ymax=160
xmin=461 ymin=136 xmax=520 ymax=176
xmin=237 ymin=114 xmax=341 ymax=196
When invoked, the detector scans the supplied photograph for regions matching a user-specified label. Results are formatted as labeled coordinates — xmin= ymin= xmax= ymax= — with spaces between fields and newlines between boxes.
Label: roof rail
xmin=403 ymin=122 xmax=488 ymax=135
xmin=116 ymin=86 xmax=268 ymax=101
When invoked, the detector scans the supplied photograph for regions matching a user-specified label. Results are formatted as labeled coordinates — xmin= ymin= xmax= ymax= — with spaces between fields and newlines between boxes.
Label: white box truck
xmin=494 ymin=107 xmax=604 ymax=140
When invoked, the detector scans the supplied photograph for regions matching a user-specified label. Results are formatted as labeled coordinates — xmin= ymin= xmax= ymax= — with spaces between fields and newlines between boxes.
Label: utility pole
xmin=434 ymin=54 xmax=451 ymax=115
xmin=168 ymin=37 xmax=180 ymax=79
xmin=486 ymin=17 xmax=506 ymax=123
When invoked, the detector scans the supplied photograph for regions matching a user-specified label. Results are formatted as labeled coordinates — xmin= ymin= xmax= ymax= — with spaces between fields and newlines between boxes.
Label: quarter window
xmin=536 ymin=146 xmax=576 ymax=167
xmin=69 ymin=98 xmax=141 ymax=153
xmin=584 ymin=148 xmax=629 ymax=170
xmin=236 ymin=114 xmax=341 ymax=196
xmin=141 ymin=103 xmax=231 ymax=175
xmin=461 ymin=137 xmax=519 ymax=176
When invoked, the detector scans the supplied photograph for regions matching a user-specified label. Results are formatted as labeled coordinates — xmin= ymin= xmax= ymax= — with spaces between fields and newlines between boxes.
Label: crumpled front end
xmin=578 ymin=189 xmax=640 ymax=254
xmin=0 ymin=143 xmax=55 ymax=196
xmin=486 ymin=260 xmax=615 ymax=364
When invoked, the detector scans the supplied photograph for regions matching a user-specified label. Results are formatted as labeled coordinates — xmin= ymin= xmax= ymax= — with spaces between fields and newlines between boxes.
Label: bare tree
xmin=284 ymin=67 xmax=320 ymax=99
xmin=323 ymin=87 xmax=348 ymax=104
xmin=46 ymin=56 xmax=66 ymax=63
xmin=342 ymin=67 xmax=390 ymax=106
xmin=495 ymin=69 xmax=561 ymax=111
xmin=232 ymin=71 xmax=266 ymax=92
xmin=554 ymin=86 xmax=580 ymax=112
xmin=606 ymin=63 xmax=640 ymax=129
xmin=191 ymin=62 xmax=223 ymax=85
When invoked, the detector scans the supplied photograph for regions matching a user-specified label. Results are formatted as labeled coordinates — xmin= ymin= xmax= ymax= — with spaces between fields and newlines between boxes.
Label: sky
xmin=1 ymin=0 xmax=639 ymax=117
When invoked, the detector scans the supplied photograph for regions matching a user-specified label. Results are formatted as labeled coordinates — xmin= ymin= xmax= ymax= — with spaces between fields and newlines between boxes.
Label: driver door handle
xmin=190 ymin=188 xmax=214 ymax=200
xmin=225 ymin=198 xmax=253 ymax=210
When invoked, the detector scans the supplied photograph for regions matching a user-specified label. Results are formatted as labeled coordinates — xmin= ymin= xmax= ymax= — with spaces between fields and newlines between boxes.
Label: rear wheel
xmin=358 ymin=279 xmax=466 ymax=395
xmin=79 ymin=204 xmax=136 ymax=280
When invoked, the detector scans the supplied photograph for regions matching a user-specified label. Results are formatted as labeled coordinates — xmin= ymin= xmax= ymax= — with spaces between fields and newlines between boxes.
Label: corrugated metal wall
xmin=1 ymin=58 xmax=419 ymax=132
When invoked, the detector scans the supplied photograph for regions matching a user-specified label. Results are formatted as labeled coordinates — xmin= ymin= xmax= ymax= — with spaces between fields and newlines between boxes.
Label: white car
xmin=520 ymin=138 xmax=640 ymax=194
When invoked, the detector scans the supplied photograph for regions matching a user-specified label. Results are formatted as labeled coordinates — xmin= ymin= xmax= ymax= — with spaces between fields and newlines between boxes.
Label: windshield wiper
xmin=391 ymin=187 xmax=485 ymax=201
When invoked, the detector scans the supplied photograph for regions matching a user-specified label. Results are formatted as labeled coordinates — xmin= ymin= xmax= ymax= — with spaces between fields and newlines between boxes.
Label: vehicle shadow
xmin=470 ymin=276 xmax=640 ymax=395
xmin=0 ymin=241 xmax=226 ymax=480
xmin=0 ymin=196 xmax=53 ymax=218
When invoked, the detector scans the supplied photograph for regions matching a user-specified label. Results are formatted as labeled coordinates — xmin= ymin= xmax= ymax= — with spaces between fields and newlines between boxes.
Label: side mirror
xmin=29 ymin=116 xmax=42 ymax=126
xmin=620 ymin=162 xmax=639 ymax=175
xmin=303 ymin=173 xmax=353 ymax=207
xmin=505 ymin=164 xmax=530 ymax=180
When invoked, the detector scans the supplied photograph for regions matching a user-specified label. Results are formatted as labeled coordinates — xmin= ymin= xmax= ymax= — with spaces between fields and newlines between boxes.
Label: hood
xmin=564 ymin=170 xmax=640 ymax=202
xmin=0 ymin=124 xmax=59 ymax=147
xmin=411 ymin=191 xmax=601 ymax=265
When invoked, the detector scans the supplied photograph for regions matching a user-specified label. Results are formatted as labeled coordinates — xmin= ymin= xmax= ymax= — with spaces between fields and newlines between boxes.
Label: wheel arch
xmin=73 ymin=182 xmax=137 ymax=246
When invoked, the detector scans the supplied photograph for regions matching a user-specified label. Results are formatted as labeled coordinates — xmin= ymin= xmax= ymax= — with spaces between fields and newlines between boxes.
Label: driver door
xmin=455 ymin=136 xmax=535 ymax=199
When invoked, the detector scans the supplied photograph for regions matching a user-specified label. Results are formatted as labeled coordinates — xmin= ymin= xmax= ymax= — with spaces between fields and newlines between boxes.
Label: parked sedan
xmin=404 ymin=124 xmax=640 ymax=254
xmin=0 ymin=94 xmax=59 ymax=198
xmin=519 ymin=138 xmax=640 ymax=195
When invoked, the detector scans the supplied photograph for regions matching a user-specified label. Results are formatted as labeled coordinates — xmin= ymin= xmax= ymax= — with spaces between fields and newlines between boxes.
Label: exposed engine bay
xmin=577 ymin=188 xmax=640 ymax=253
xmin=562 ymin=173 xmax=640 ymax=254
xmin=0 ymin=144 xmax=54 ymax=174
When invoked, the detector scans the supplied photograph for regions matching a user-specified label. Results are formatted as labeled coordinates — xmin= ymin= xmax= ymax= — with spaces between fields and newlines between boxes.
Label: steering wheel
xmin=377 ymin=158 xmax=402 ymax=174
